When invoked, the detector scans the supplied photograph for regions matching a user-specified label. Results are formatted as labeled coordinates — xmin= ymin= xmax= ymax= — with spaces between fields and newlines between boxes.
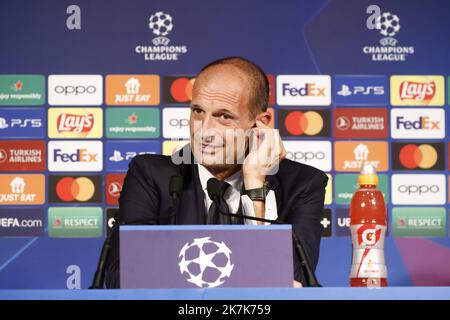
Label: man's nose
xmin=201 ymin=115 xmax=215 ymax=132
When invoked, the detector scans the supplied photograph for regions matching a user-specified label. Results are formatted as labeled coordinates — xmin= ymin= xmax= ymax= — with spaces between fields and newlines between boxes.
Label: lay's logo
xmin=49 ymin=108 xmax=103 ymax=139
xmin=399 ymin=81 xmax=436 ymax=101
xmin=57 ymin=113 xmax=94 ymax=133
xmin=391 ymin=76 xmax=444 ymax=106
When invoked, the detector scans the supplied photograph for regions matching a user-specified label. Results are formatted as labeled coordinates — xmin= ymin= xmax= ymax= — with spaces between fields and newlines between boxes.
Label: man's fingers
xmin=255 ymin=119 xmax=270 ymax=129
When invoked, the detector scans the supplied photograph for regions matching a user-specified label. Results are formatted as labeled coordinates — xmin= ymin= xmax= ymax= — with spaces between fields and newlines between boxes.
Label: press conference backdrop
xmin=0 ymin=0 xmax=449 ymax=289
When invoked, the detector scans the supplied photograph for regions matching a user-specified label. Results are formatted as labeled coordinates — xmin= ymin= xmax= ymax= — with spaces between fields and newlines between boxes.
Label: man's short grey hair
xmin=197 ymin=56 xmax=269 ymax=118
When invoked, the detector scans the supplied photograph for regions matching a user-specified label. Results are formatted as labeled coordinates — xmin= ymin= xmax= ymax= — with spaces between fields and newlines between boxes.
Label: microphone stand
xmin=88 ymin=218 xmax=158 ymax=289
xmin=218 ymin=211 xmax=321 ymax=287
xmin=89 ymin=175 xmax=183 ymax=289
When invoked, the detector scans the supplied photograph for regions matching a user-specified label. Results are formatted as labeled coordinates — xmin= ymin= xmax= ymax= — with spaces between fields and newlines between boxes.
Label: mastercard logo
xmin=399 ymin=144 xmax=437 ymax=169
xmin=170 ymin=77 xmax=195 ymax=103
xmin=284 ymin=111 xmax=324 ymax=136
xmin=56 ymin=177 xmax=96 ymax=202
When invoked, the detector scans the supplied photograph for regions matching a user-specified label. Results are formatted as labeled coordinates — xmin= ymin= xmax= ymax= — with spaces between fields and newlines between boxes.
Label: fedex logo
xmin=282 ymin=83 xmax=325 ymax=97
xmin=391 ymin=109 xmax=445 ymax=139
xmin=48 ymin=141 xmax=102 ymax=172
xmin=277 ymin=75 xmax=331 ymax=106
xmin=53 ymin=149 xmax=98 ymax=162
xmin=396 ymin=116 xmax=440 ymax=130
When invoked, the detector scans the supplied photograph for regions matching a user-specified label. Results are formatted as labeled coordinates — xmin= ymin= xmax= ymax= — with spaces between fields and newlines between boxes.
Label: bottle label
xmin=350 ymin=224 xmax=387 ymax=279
xmin=352 ymin=248 xmax=385 ymax=265
xmin=350 ymin=223 xmax=386 ymax=249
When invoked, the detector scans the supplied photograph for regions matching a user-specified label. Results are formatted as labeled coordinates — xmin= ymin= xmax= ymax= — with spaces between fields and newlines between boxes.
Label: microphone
xmin=207 ymin=177 xmax=221 ymax=202
xmin=206 ymin=177 xmax=321 ymax=287
xmin=89 ymin=175 xmax=184 ymax=289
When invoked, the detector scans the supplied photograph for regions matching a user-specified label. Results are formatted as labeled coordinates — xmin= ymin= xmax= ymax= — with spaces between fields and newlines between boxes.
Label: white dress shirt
xmin=197 ymin=164 xmax=278 ymax=225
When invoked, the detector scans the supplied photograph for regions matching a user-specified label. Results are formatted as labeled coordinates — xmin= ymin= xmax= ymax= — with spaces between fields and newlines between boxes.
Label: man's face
xmin=189 ymin=65 xmax=255 ymax=169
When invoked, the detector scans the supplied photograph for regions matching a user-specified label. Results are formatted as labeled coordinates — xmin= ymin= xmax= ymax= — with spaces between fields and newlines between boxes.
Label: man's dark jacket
xmin=105 ymin=145 xmax=328 ymax=288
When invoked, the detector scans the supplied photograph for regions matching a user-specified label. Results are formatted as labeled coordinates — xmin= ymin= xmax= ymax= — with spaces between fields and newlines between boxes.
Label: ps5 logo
xmin=109 ymin=150 xmax=154 ymax=162
xmin=337 ymin=85 xmax=384 ymax=96
xmin=0 ymin=117 xmax=42 ymax=129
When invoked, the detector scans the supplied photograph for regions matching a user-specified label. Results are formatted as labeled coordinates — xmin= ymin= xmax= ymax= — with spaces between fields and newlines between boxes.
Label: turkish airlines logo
xmin=279 ymin=109 xmax=330 ymax=137
xmin=333 ymin=108 xmax=387 ymax=139
xmin=105 ymin=174 xmax=125 ymax=205
xmin=0 ymin=140 xmax=46 ymax=171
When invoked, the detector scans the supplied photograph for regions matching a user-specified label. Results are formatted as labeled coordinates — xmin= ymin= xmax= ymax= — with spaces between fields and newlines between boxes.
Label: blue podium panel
xmin=0 ymin=287 xmax=449 ymax=300
xmin=120 ymin=225 xmax=293 ymax=289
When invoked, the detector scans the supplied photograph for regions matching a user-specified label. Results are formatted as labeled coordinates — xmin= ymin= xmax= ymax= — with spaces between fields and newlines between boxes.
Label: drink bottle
xmin=350 ymin=164 xmax=387 ymax=287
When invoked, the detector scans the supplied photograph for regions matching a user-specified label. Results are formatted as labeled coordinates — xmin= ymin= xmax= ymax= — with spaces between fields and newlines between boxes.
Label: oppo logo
xmin=169 ymin=118 xmax=189 ymax=128
xmin=286 ymin=151 xmax=325 ymax=162
xmin=397 ymin=184 xmax=440 ymax=195
xmin=54 ymin=85 xmax=97 ymax=95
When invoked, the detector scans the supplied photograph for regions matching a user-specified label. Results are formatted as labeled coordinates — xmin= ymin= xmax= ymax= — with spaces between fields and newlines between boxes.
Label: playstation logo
xmin=337 ymin=85 xmax=352 ymax=96
xmin=109 ymin=150 xmax=124 ymax=162
xmin=0 ymin=117 xmax=9 ymax=129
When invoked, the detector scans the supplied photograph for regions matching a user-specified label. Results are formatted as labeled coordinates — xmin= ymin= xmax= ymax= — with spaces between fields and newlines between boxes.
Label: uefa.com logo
xmin=135 ymin=11 xmax=188 ymax=61
xmin=363 ymin=5 xmax=415 ymax=62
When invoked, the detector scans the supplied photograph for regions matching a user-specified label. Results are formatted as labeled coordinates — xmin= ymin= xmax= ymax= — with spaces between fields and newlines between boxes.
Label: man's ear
xmin=255 ymin=111 xmax=272 ymax=126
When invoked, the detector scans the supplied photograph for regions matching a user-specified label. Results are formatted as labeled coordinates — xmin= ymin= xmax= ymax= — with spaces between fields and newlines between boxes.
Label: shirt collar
xmin=197 ymin=164 xmax=243 ymax=193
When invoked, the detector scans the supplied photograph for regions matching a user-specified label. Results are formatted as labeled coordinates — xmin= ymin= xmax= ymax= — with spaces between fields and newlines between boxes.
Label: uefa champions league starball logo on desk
xmin=178 ymin=237 xmax=234 ymax=288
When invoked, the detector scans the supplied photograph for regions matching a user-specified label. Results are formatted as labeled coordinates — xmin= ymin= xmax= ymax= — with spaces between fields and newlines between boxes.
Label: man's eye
xmin=220 ymin=114 xmax=233 ymax=120
xmin=192 ymin=108 xmax=203 ymax=115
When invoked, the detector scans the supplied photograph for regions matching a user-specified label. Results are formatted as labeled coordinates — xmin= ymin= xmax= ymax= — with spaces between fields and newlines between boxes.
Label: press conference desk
xmin=1 ymin=287 xmax=449 ymax=300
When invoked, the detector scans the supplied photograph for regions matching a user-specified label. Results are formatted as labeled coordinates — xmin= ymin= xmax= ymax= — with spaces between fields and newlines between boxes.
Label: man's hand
xmin=242 ymin=120 xmax=286 ymax=190
xmin=293 ymin=280 xmax=303 ymax=288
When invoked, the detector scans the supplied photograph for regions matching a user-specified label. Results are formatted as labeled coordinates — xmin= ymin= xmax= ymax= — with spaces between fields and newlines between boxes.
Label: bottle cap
xmin=358 ymin=164 xmax=378 ymax=186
